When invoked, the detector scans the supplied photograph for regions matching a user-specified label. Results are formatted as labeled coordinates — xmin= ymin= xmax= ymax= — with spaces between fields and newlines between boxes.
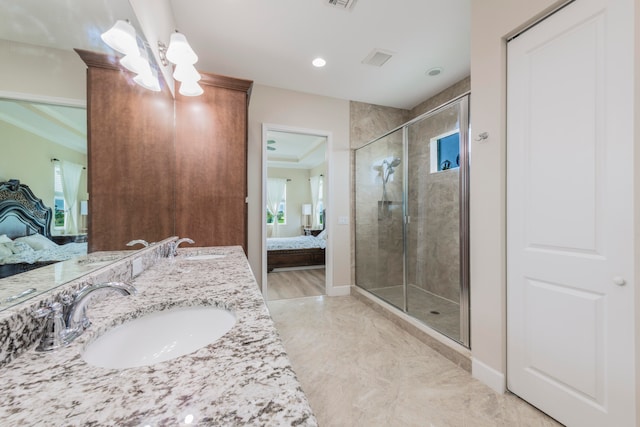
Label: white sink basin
xmin=185 ymin=254 xmax=226 ymax=260
xmin=82 ymin=306 xmax=236 ymax=369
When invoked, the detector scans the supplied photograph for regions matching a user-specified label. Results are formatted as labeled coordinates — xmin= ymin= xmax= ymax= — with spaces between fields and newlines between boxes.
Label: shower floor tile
xmin=366 ymin=284 xmax=461 ymax=341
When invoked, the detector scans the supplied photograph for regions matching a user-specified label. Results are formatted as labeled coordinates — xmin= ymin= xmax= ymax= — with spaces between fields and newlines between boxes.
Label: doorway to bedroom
xmin=262 ymin=125 xmax=328 ymax=301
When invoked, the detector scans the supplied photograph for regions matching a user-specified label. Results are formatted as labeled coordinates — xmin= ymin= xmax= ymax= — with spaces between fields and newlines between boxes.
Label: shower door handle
xmin=404 ymin=216 xmax=410 ymax=224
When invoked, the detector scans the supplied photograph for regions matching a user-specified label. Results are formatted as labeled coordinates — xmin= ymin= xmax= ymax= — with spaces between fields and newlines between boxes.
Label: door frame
xmin=261 ymin=123 xmax=332 ymax=299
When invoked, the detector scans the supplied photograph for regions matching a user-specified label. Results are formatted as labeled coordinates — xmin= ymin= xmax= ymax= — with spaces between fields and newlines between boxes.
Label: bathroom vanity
xmin=0 ymin=242 xmax=316 ymax=425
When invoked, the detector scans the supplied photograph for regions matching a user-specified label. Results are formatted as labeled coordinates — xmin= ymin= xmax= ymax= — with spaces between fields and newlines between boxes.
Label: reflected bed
xmin=0 ymin=179 xmax=87 ymax=279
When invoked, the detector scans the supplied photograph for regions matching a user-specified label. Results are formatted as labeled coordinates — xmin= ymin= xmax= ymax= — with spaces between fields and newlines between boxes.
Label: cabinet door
xmin=85 ymin=59 xmax=175 ymax=252
xmin=175 ymin=77 xmax=251 ymax=251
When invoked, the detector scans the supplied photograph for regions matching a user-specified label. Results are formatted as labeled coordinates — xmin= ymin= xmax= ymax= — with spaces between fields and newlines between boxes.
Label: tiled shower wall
xmin=407 ymin=107 xmax=461 ymax=302
xmin=351 ymin=77 xmax=470 ymax=302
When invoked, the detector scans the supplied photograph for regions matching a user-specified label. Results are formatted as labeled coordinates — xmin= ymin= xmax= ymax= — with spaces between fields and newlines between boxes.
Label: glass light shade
xmin=179 ymin=80 xmax=204 ymax=97
xmin=173 ymin=63 xmax=201 ymax=82
xmin=166 ymin=32 xmax=198 ymax=65
xmin=134 ymin=69 xmax=161 ymax=92
xmin=101 ymin=20 xmax=138 ymax=56
xmin=120 ymin=53 xmax=147 ymax=74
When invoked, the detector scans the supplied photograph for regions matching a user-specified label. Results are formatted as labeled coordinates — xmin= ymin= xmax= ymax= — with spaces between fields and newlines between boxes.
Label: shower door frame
xmin=355 ymin=93 xmax=471 ymax=348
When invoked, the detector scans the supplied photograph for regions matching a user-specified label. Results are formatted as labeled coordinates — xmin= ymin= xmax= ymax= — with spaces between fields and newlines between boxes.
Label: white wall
xmin=469 ymin=0 xmax=640 ymax=397
xmin=0 ymin=39 xmax=85 ymax=101
xmin=248 ymin=84 xmax=351 ymax=295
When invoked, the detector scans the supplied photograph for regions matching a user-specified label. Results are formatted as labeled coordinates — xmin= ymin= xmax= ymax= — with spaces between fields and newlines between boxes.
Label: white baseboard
xmin=472 ymin=358 xmax=506 ymax=394
xmin=327 ymin=285 xmax=351 ymax=296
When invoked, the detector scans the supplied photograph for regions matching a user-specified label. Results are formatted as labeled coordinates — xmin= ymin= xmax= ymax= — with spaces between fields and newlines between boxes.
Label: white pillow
xmin=3 ymin=241 xmax=35 ymax=254
xmin=0 ymin=243 xmax=12 ymax=258
xmin=316 ymin=229 xmax=327 ymax=240
xmin=15 ymin=234 xmax=58 ymax=251
xmin=0 ymin=234 xmax=12 ymax=243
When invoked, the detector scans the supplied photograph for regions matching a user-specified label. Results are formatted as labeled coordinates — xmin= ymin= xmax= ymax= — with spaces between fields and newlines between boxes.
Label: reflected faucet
xmin=126 ymin=239 xmax=150 ymax=248
xmin=34 ymin=282 xmax=137 ymax=351
xmin=170 ymin=238 xmax=195 ymax=256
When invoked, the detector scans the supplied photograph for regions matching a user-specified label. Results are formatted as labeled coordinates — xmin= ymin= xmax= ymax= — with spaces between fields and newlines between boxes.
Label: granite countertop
xmin=0 ymin=250 xmax=132 ymax=311
xmin=0 ymin=246 xmax=317 ymax=426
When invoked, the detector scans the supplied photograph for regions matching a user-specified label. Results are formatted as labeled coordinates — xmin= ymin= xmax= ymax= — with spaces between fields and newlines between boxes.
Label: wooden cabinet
xmin=78 ymin=50 xmax=252 ymax=253
xmin=175 ymin=73 xmax=252 ymax=252
xmin=78 ymin=50 xmax=175 ymax=252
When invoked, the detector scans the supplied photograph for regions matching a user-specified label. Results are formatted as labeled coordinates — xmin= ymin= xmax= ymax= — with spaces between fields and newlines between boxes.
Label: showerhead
xmin=390 ymin=157 xmax=401 ymax=167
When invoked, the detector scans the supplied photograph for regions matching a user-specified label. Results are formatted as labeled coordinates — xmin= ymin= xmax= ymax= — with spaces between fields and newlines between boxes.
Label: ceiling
xmin=0 ymin=99 xmax=86 ymax=153
xmin=0 ymin=0 xmax=470 ymax=154
xmin=266 ymin=131 xmax=326 ymax=169
xmin=170 ymin=0 xmax=471 ymax=110
xmin=0 ymin=0 xmax=470 ymax=110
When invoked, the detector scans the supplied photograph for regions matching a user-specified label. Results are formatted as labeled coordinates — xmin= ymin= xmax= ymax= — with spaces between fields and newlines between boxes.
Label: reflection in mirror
xmin=0 ymin=0 xmax=153 ymax=311
xmin=0 ymin=99 xmax=90 ymax=310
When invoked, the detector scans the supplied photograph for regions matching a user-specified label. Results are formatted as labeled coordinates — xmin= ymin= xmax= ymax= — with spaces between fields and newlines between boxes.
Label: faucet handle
xmin=33 ymin=301 xmax=63 ymax=318
xmin=126 ymin=239 xmax=150 ymax=248
xmin=34 ymin=302 xmax=68 ymax=352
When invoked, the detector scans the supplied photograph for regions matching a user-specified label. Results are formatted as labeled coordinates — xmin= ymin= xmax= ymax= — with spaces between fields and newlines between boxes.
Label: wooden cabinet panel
xmin=78 ymin=50 xmax=251 ymax=253
xmin=175 ymin=74 xmax=252 ymax=252
xmin=78 ymin=50 xmax=175 ymax=252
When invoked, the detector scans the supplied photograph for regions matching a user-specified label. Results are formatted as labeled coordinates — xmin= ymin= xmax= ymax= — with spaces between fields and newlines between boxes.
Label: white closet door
xmin=506 ymin=0 xmax=635 ymax=426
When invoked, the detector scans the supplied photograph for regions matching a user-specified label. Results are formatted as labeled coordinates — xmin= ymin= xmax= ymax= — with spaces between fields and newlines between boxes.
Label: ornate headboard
xmin=0 ymin=179 xmax=53 ymax=239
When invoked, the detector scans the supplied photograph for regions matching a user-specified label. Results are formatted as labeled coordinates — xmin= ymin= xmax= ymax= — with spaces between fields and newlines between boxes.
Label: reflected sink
xmin=82 ymin=306 xmax=236 ymax=369
xmin=185 ymin=254 xmax=226 ymax=261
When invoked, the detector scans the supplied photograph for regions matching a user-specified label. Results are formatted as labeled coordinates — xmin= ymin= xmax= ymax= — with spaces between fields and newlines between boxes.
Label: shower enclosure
xmin=354 ymin=95 xmax=470 ymax=347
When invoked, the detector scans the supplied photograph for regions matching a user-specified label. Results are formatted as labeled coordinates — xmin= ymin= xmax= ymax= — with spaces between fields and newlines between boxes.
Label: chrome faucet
xmin=126 ymin=239 xmax=150 ymax=248
xmin=34 ymin=282 xmax=137 ymax=352
xmin=169 ymin=237 xmax=195 ymax=256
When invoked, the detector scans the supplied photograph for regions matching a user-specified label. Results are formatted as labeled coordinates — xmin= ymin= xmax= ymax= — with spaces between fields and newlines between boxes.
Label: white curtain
xmin=267 ymin=178 xmax=287 ymax=237
xmin=60 ymin=160 xmax=83 ymax=235
xmin=309 ymin=175 xmax=321 ymax=228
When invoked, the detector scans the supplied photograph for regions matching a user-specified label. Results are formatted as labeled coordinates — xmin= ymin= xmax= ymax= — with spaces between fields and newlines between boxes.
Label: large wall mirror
xmin=0 ymin=0 xmax=152 ymax=310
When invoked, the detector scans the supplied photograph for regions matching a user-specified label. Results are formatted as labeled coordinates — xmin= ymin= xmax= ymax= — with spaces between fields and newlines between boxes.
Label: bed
xmin=267 ymin=230 xmax=326 ymax=272
xmin=0 ymin=179 xmax=87 ymax=279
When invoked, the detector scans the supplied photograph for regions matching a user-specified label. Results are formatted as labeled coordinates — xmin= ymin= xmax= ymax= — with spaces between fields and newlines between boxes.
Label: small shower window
xmin=430 ymin=130 xmax=460 ymax=173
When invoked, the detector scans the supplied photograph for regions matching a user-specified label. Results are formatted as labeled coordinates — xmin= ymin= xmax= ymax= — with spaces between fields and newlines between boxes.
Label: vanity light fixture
xmin=100 ymin=20 xmax=138 ymax=56
xmin=159 ymin=31 xmax=203 ymax=97
xmin=101 ymin=20 xmax=161 ymax=92
xmin=179 ymin=79 xmax=204 ymax=97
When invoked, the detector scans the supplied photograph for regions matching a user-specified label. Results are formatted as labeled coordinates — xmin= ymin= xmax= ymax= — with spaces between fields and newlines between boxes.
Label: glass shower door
xmin=354 ymin=128 xmax=405 ymax=307
xmin=405 ymin=96 xmax=469 ymax=344
xmin=354 ymin=94 xmax=470 ymax=348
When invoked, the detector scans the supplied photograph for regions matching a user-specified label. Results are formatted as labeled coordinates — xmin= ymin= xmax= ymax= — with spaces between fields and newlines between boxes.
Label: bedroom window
xmin=53 ymin=164 xmax=66 ymax=228
xmin=266 ymin=186 xmax=286 ymax=225
xmin=316 ymin=177 xmax=324 ymax=226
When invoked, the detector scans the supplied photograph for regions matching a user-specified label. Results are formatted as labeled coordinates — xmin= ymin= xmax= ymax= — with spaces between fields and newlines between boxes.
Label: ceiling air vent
xmin=362 ymin=49 xmax=394 ymax=67
xmin=327 ymin=0 xmax=358 ymax=11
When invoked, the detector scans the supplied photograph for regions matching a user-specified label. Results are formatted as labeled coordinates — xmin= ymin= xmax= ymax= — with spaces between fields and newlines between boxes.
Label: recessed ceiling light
xmin=426 ymin=67 xmax=443 ymax=77
xmin=312 ymin=57 xmax=327 ymax=68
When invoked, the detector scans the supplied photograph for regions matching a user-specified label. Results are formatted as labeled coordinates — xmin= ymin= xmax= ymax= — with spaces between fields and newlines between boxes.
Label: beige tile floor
xmin=268 ymin=295 xmax=562 ymax=427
